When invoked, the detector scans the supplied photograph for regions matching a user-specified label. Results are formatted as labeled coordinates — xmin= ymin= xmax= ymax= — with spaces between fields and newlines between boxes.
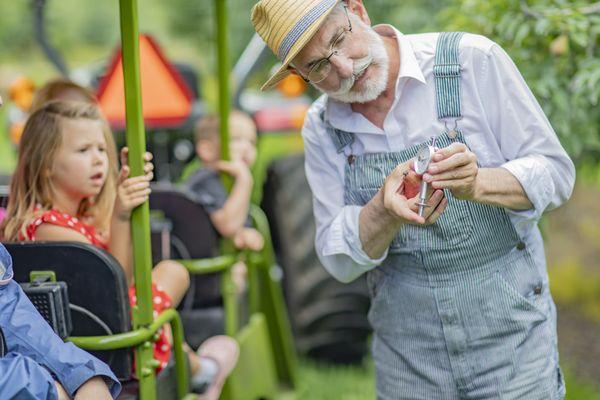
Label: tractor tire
xmin=262 ymin=154 xmax=371 ymax=364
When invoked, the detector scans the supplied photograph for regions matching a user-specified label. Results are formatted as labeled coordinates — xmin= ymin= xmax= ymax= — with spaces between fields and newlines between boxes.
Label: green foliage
xmin=440 ymin=0 xmax=600 ymax=163
xmin=549 ymin=260 xmax=600 ymax=322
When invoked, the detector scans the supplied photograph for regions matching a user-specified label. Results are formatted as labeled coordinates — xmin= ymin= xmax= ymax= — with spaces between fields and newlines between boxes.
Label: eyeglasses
xmin=304 ymin=6 xmax=353 ymax=84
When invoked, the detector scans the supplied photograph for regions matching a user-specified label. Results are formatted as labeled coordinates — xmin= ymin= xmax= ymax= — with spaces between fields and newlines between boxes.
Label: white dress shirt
xmin=301 ymin=26 xmax=575 ymax=283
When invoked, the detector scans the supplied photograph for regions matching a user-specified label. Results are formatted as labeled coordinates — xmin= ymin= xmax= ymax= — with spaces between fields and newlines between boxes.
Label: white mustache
xmin=335 ymin=53 xmax=374 ymax=94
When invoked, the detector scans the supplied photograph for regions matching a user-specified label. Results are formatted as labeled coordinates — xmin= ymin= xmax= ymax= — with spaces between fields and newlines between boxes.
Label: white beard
xmin=318 ymin=21 xmax=389 ymax=104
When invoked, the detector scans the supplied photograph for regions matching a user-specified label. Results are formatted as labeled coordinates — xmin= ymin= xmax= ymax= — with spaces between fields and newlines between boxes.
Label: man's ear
xmin=346 ymin=0 xmax=370 ymax=26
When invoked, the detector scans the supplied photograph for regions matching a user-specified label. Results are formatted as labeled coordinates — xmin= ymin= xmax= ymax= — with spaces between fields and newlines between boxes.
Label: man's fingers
xmin=429 ymin=151 xmax=473 ymax=174
xmin=424 ymin=165 xmax=473 ymax=182
xmin=431 ymin=178 xmax=471 ymax=190
xmin=426 ymin=197 xmax=448 ymax=224
xmin=432 ymin=142 xmax=467 ymax=161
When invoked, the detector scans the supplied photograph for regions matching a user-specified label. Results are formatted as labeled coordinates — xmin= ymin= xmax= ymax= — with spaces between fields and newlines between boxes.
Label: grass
xmin=296 ymin=358 xmax=375 ymax=400
xmin=294 ymin=359 xmax=599 ymax=399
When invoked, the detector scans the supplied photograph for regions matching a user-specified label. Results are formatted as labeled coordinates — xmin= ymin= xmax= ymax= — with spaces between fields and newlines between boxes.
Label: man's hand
xmin=359 ymin=160 xmax=448 ymax=259
xmin=423 ymin=142 xmax=479 ymax=201
xmin=382 ymin=161 xmax=447 ymax=226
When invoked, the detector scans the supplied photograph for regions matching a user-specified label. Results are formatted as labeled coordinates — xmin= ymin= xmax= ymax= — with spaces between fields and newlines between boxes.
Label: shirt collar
xmin=324 ymin=24 xmax=426 ymax=132
xmin=0 ymin=243 xmax=13 ymax=285
xmin=374 ymin=24 xmax=426 ymax=85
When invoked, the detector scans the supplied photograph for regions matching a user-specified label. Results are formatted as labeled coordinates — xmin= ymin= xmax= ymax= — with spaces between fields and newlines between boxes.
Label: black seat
xmin=5 ymin=241 xmax=132 ymax=379
xmin=4 ymin=241 xmax=187 ymax=399
xmin=149 ymin=185 xmax=225 ymax=348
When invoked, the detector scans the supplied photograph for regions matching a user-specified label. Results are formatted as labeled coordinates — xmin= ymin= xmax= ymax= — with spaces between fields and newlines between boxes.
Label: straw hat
xmin=251 ymin=0 xmax=340 ymax=90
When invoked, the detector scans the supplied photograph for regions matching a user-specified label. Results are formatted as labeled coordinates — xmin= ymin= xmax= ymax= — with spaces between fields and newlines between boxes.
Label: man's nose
xmin=329 ymin=53 xmax=354 ymax=80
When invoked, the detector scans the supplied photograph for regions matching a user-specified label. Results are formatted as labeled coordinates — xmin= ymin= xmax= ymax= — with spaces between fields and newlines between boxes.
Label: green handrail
xmin=177 ymin=254 xmax=238 ymax=274
xmin=118 ymin=0 xmax=158 ymax=397
xmin=69 ymin=309 xmax=189 ymax=399
xmin=215 ymin=0 xmax=230 ymax=163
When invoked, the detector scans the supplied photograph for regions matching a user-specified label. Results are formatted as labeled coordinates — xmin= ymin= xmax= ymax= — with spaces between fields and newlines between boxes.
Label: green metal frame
xmin=63 ymin=1 xmax=298 ymax=399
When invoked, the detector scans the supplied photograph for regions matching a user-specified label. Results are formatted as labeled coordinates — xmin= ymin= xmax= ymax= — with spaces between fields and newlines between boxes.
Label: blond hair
xmin=194 ymin=110 xmax=256 ymax=143
xmin=30 ymin=78 xmax=97 ymax=112
xmin=1 ymin=101 xmax=118 ymax=241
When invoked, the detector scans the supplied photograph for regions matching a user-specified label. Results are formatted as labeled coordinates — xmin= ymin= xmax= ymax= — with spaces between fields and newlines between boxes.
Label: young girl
xmin=1 ymin=101 xmax=237 ymax=399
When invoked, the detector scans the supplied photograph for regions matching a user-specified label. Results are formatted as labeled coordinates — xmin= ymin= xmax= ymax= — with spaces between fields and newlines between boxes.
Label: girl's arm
xmin=209 ymin=160 xmax=253 ymax=237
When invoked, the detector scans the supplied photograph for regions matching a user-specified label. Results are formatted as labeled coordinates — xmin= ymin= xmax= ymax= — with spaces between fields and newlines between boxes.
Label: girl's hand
xmin=120 ymin=147 xmax=154 ymax=181
xmin=233 ymin=228 xmax=264 ymax=251
xmin=215 ymin=159 xmax=252 ymax=183
xmin=114 ymin=148 xmax=154 ymax=221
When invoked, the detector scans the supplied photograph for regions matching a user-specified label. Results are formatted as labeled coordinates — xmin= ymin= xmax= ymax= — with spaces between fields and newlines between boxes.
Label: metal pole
xmin=118 ymin=0 xmax=157 ymax=398
xmin=215 ymin=0 xmax=230 ymax=163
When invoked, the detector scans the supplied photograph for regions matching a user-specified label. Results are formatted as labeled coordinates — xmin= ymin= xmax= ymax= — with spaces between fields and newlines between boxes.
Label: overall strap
xmin=320 ymin=109 xmax=355 ymax=153
xmin=433 ymin=32 xmax=465 ymax=121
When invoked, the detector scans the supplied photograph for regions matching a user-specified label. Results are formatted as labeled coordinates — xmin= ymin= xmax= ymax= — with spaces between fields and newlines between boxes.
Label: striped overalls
xmin=323 ymin=33 xmax=565 ymax=399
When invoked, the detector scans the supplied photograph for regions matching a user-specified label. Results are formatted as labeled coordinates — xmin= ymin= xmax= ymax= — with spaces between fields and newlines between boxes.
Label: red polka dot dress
xmin=23 ymin=209 xmax=172 ymax=373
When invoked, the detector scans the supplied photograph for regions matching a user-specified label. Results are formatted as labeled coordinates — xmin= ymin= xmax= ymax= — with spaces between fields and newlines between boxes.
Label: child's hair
xmin=1 ymin=101 xmax=118 ymax=241
xmin=194 ymin=110 xmax=256 ymax=143
xmin=30 ymin=78 xmax=97 ymax=112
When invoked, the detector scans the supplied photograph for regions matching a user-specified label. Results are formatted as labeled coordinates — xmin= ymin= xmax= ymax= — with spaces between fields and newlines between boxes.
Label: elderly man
xmin=252 ymin=0 xmax=574 ymax=399
xmin=0 ymin=96 xmax=119 ymax=399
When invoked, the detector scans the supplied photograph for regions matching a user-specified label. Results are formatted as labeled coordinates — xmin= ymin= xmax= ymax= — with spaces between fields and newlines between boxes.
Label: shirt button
xmin=533 ymin=285 xmax=543 ymax=295
xmin=516 ymin=241 xmax=526 ymax=250
xmin=347 ymin=155 xmax=356 ymax=165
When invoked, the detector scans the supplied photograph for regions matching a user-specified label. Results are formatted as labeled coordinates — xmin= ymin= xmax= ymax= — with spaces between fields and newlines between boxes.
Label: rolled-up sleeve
xmin=302 ymin=105 xmax=387 ymax=283
xmin=0 ymin=280 xmax=121 ymax=398
xmin=477 ymin=44 xmax=575 ymax=221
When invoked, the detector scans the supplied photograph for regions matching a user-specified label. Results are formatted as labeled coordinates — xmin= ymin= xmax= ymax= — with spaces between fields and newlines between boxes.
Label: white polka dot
xmin=132 ymin=296 xmax=137 ymax=302
xmin=50 ymin=215 xmax=57 ymax=222
xmin=80 ymin=228 xmax=86 ymax=234
xmin=153 ymin=311 xmax=158 ymax=318
xmin=63 ymin=213 xmax=69 ymax=218
xmin=72 ymin=217 xmax=79 ymax=223
xmin=67 ymin=220 xmax=75 ymax=227
xmin=35 ymin=219 xmax=42 ymax=226
xmin=161 ymin=344 xmax=169 ymax=352
xmin=153 ymin=296 xmax=162 ymax=304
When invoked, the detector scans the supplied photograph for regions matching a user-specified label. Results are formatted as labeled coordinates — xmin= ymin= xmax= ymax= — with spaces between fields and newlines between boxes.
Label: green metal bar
xmin=69 ymin=309 xmax=190 ymax=398
xmin=215 ymin=0 xmax=230 ymax=162
xmin=118 ymin=0 xmax=156 ymax=398
xmin=177 ymin=255 xmax=237 ymax=274
xmin=169 ymin=311 xmax=189 ymax=399
xmin=68 ymin=308 xmax=177 ymax=350
xmin=222 ymin=265 xmax=239 ymax=335
xmin=248 ymin=205 xmax=298 ymax=387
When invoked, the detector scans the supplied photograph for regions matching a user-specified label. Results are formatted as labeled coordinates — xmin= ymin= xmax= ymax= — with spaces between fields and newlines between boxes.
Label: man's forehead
xmin=293 ymin=12 xmax=345 ymax=65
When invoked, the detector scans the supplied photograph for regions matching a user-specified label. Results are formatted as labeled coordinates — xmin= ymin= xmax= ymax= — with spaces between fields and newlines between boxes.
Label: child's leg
xmin=151 ymin=260 xmax=190 ymax=307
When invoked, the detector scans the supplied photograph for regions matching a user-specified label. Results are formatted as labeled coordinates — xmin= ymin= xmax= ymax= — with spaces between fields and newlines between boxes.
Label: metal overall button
xmin=516 ymin=241 xmax=526 ymax=250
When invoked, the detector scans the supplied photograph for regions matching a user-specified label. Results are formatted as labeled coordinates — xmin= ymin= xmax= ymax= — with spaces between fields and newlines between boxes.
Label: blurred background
xmin=0 ymin=0 xmax=598 ymax=398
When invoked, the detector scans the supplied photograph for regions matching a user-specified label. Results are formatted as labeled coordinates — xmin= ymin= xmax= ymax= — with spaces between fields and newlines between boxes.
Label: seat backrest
xmin=4 ymin=241 xmax=132 ymax=379
xmin=149 ymin=185 xmax=222 ymax=308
